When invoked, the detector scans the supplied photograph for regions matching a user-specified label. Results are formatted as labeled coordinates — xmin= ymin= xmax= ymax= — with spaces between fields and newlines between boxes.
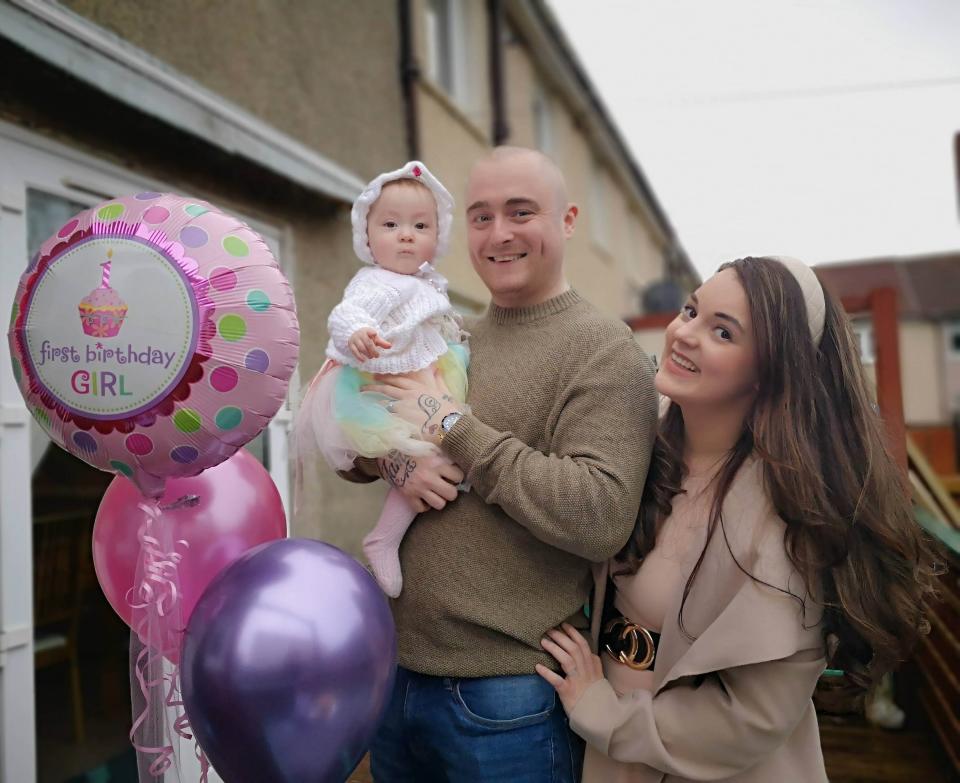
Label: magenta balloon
xmin=92 ymin=448 xmax=286 ymax=652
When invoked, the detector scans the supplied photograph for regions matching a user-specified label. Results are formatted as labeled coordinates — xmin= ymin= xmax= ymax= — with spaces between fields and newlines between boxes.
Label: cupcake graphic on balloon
xmin=78 ymin=249 xmax=128 ymax=338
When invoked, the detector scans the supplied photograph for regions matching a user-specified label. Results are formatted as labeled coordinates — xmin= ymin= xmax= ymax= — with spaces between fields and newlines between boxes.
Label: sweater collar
xmin=487 ymin=289 xmax=581 ymax=325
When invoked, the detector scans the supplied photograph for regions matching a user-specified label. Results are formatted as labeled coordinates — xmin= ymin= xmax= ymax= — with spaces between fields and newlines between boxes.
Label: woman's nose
xmin=673 ymin=320 xmax=698 ymax=346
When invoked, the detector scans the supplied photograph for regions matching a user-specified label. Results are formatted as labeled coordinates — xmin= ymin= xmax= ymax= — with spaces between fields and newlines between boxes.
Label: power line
xmin=639 ymin=75 xmax=960 ymax=105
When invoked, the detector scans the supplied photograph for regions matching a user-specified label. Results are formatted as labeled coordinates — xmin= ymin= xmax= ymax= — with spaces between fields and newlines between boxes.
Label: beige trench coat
xmin=571 ymin=462 xmax=829 ymax=782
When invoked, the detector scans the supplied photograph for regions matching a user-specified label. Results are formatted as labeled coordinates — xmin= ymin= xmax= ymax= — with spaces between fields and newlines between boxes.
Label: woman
xmin=536 ymin=256 xmax=940 ymax=782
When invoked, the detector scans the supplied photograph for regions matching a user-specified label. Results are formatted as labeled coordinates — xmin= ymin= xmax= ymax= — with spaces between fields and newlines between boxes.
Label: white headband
xmin=769 ymin=255 xmax=825 ymax=344
xmin=351 ymin=160 xmax=455 ymax=266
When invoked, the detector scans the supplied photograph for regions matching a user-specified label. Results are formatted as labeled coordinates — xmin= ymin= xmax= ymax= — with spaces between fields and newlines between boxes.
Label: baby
xmin=296 ymin=161 xmax=468 ymax=596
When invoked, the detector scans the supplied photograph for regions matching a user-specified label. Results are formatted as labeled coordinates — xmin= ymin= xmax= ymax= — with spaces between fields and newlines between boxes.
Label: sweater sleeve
xmin=568 ymin=650 xmax=826 ymax=780
xmin=441 ymin=337 xmax=657 ymax=561
xmin=327 ymin=274 xmax=401 ymax=356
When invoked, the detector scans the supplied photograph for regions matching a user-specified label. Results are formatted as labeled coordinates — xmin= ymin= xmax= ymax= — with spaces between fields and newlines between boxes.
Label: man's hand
xmin=378 ymin=450 xmax=464 ymax=512
xmin=365 ymin=371 xmax=461 ymax=446
xmin=348 ymin=328 xmax=391 ymax=363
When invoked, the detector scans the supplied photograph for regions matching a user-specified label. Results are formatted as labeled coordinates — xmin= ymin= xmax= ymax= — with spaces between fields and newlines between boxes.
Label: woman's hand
xmin=536 ymin=623 xmax=605 ymax=714
xmin=364 ymin=370 xmax=461 ymax=446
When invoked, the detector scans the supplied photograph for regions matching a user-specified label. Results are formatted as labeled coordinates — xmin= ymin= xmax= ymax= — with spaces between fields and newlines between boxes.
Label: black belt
xmin=599 ymin=586 xmax=660 ymax=671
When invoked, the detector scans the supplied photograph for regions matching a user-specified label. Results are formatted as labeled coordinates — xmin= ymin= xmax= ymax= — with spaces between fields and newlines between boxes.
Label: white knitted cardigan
xmin=326 ymin=264 xmax=463 ymax=374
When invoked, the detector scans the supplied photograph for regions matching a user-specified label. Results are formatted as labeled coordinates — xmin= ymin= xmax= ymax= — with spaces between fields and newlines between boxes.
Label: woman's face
xmin=655 ymin=268 xmax=760 ymax=411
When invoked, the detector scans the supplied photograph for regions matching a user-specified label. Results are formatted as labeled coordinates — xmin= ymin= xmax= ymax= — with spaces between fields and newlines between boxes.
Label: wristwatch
xmin=439 ymin=411 xmax=463 ymax=442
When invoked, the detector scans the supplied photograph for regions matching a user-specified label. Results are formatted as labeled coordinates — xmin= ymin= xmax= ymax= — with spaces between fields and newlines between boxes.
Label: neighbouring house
xmin=815 ymin=252 xmax=960 ymax=474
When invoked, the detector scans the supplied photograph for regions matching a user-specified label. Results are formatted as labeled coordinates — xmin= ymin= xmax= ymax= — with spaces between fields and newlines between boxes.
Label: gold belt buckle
xmin=602 ymin=616 xmax=656 ymax=671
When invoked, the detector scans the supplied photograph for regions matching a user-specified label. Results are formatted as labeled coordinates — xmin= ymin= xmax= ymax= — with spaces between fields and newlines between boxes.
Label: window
xmin=425 ymin=0 xmax=469 ymax=107
xmin=852 ymin=321 xmax=875 ymax=364
xmin=946 ymin=321 xmax=960 ymax=360
xmin=532 ymin=85 xmax=553 ymax=156
xmin=589 ymin=160 xmax=610 ymax=253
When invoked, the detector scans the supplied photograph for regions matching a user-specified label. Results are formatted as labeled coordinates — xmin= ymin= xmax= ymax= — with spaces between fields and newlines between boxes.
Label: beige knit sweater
xmin=386 ymin=289 xmax=658 ymax=677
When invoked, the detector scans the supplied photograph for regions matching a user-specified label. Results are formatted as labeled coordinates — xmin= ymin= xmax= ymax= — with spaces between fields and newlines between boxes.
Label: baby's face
xmin=367 ymin=183 xmax=439 ymax=274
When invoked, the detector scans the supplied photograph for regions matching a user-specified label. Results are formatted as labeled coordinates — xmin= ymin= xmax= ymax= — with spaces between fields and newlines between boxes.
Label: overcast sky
xmin=547 ymin=0 xmax=960 ymax=280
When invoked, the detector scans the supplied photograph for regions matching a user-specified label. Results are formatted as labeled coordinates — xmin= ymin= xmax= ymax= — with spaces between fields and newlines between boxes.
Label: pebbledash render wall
xmin=408 ymin=0 xmax=681 ymax=318
xmin=6 ymin=0 xmax=412 ymax=554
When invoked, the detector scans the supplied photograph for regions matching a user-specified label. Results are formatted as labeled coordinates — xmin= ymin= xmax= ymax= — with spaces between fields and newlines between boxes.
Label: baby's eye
xmin=415 ymin=222 xmax=428 ymax=230
xmin=384 ymin=220 xmax=397 ymax=228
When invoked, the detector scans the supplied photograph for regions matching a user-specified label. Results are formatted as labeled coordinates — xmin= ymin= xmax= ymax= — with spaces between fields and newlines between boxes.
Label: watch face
xmin=442 ymin=412 xmax=461 ymax=432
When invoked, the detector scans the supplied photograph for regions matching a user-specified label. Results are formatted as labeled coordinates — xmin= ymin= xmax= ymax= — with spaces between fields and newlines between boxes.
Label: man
xmin=346 ymin=146 xmax=657 ymax=781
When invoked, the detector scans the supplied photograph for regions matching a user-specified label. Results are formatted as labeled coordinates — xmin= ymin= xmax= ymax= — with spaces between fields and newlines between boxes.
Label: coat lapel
xmin=654 ymin=572 xmax=823 ymax=694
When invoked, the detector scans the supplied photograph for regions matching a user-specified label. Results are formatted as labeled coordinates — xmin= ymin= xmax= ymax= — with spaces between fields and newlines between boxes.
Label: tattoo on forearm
xmin=418 ymin=394 xmax=441 ymax=435
xmin=380 ymin=450 xmax=416 ymax=488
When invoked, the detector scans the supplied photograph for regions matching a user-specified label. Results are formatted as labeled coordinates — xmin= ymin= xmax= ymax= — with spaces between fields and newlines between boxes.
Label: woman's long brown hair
xmin=617 ymin=256 xmax=942 ymax=691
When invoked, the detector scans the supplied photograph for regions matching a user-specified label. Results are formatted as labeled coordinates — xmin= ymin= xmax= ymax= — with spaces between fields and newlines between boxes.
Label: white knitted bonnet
xmin=351 ymin=160 xmax=455 ymax=266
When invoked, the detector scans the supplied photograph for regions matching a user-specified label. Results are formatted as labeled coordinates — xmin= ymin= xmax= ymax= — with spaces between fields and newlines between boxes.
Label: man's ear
xmin=562 ymin=203 xmax=579 ymax=238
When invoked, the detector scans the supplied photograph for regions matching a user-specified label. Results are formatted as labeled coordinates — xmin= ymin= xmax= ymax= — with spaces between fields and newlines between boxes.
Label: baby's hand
xmin=348 ymin=328 xmax=392 ymax=362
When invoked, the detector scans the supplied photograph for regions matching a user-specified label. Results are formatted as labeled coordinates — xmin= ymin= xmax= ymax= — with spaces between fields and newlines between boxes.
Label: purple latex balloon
xmin=181 ymin=539 xmax=396 ymax=783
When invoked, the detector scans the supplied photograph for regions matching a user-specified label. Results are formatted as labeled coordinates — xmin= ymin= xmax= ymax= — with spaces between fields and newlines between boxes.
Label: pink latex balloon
xmin=92 ymin=448 xmax=286 ymax=657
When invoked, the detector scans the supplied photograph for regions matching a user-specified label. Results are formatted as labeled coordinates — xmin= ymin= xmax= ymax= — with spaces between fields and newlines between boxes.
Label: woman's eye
xmin=714 ymin=326 xmax=732 ymax=341
xmin=681 ymin=304 xmax=696 ymax=319
xmin=513 ymin=209 xmax=532 ymax=218
xmin=473 ymin=214 xmax=491 ymax=224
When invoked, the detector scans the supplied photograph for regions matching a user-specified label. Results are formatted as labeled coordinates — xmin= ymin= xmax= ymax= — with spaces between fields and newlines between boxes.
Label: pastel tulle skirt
xmin=296 ymin=343 xmax=469 ymax=471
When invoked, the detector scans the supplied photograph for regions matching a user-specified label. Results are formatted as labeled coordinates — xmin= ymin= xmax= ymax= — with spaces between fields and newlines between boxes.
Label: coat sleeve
xmin=568 ymin=649 xmax=826 ymax=780
xmin=440 ymin=337 xmax=657 ymax=562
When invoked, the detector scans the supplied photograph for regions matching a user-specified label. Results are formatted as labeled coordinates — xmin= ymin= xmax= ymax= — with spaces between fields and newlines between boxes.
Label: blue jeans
xmin=370 ymin=667 xmax=584 ymax=782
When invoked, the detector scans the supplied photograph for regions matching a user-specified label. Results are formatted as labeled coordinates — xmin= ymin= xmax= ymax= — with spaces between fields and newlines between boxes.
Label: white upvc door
xmin=0 ymin=122 xmax=291 ymax=781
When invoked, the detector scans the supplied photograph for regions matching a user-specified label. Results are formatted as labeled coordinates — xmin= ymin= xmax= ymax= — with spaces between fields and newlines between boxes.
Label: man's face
xmin=465 ymin=154 xmax=577 ymax=308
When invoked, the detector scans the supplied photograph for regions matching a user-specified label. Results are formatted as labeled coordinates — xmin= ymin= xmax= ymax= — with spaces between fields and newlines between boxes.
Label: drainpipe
xmin=398 ymin=0 xmax=420 ymax=160
xmin=487 ymin=0 xmax=508 ymax=145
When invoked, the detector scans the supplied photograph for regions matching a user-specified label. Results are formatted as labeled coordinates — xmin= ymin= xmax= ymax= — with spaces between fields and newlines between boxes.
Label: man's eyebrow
xmin=689 ymin=294 xmax=744 ymax=331
xmin=466 ymin=197 xmax=540 ymax=212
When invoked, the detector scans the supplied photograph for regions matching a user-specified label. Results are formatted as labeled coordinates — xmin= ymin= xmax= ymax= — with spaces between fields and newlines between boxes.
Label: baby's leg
xmin=363 ymin=488 xmax=418 ymax=598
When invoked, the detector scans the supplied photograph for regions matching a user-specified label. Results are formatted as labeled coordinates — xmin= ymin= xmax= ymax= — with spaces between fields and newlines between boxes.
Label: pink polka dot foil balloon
xmin=7 ymin=193 xmax=299 ymax=497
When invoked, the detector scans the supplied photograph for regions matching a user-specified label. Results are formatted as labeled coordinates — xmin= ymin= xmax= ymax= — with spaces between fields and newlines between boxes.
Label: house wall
xmin=60 ymin=0 xmax=407 ymax=182
xmin=411 ymin=1 xmax=676 ymax=317
xmin=1 ymin=3 xmax=407 ymax=554
xmin=899 ymin=321 xmax=947 ymax=426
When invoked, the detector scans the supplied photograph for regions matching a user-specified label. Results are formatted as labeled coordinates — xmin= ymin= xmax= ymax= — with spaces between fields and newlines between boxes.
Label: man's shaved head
xmin=471 ymin=146 xmax=569 ymax=211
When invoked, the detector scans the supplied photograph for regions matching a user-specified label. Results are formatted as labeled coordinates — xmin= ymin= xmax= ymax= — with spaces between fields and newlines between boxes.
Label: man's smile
xmin=487 ymin=252 xmax=527 ymax=263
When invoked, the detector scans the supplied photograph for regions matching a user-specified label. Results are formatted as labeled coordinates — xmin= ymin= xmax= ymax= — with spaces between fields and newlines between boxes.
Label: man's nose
xmin=490 ymin=216 xmax=514 ymax=244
